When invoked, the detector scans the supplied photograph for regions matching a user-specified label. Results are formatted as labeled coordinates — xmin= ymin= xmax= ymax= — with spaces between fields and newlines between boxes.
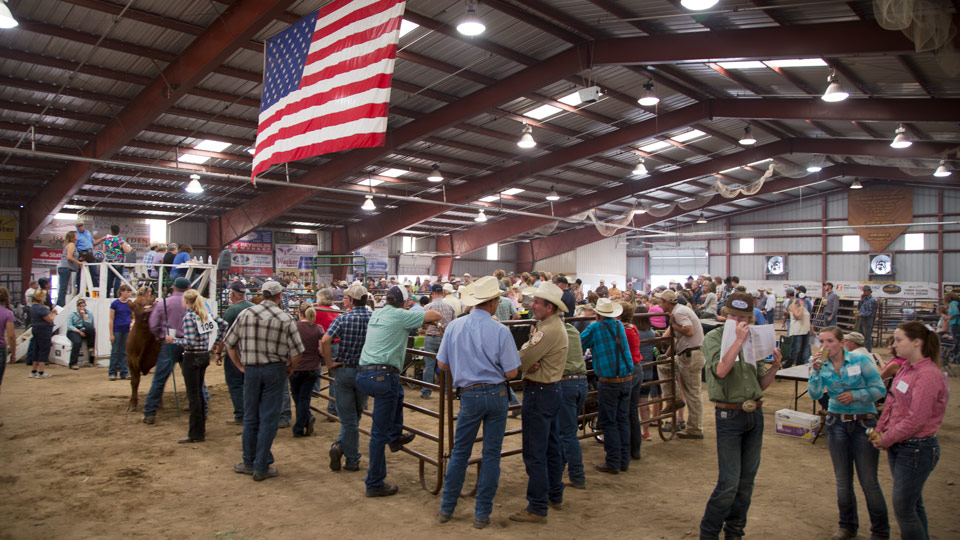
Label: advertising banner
xmin=275 ymin=244 xmax=318 ymax=281
xmin=38 ymin=218 xmax=150 ymax=253
xmin=229 ymin=241 xmax=273 ymax=254
xmin=740 ymin=280 xmax=823 ymax=298
xmin=942 ymin=283 xmax=960 ymax=295
xmin=834 ymin=281 xmax=939 ymax=299
xmin=0 ymin=215 xmax=16 ymax=248
xmin=354 ymin=238 xmax=389 ymax=277
xmin=236 ymin=230 xmax=273 ymax=244
xmin=33 ymin=247 xmax=62 ymax=267
xmin=229 ymin=252 xmax=273 ymax=277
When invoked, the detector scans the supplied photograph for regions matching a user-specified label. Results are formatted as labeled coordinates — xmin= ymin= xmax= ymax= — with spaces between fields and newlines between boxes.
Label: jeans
xmin=440 ymin=384 xmax=509 ymax=521
xmin=700 ymin=407 xmax=764 ymax=539
xmin=825 ymin=313 xmax=838 ymax=327
xmin=949 ymin=325 xmax=960 ymax=363
xmin=334 ymin=365 xmax=366 ymax=468
xmin=180 ymin=351 xmax=210 ymax=440
xmin=56 ymin=267 xmax=72 ymax=307
xmin=0 ymin=345 xmax=6 ymax=385
xmin=242 ymin=362 xmax=286 ymax=473
xmin=597 ymin=380 xmax=631 ymax=470
xmin=857 ymin=316 xmax=875 ymax=352
xmin=106 ymin=263 xmax=123 ymax=298
xmin=786 ymin=333 xmax=810 ymax=368
xmin=764 ymin=310 xmax=775 ymax=325
xmin=556 ymin=377 xmax=588 ymax=485
xmin=315 ymin=342 xmax=340 ymax=414
xmin=280 ymin=376 xmax=292 ymax=425
xmin=76 ymin=259 xmax=98 ymax=293
xmin=888 ymin=436 xmax=940 ymax=540
xmin=109 ymin=331 xmax=129 ymax=377
xmin=289 ymin=369 xmax=318 ymax=435
xmin=224 ymin=359 xmax=245 ymax=422
xmin=520 ymin=382 xmax=562 ymax=516
xmin=67 ymin=327 xmax=95 ymax=367
xmin=143 ymin=343 xmax=183 ymax=417
xmin=421 ymin=335 xmax=441 ymax=397
xmin=629 ymin=368 xmax=644 ymax=457
xmin=355 ymin=369 xmax=404 ymax=491
xmin=31 ymin=330 xmax=51 ymax=366
xmin=825 ymin=416 xmax=889 ymax=537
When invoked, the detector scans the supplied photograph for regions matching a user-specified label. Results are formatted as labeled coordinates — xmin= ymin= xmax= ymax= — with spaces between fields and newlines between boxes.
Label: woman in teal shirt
xmin=808 ymin=326 xmax=888 ymax=540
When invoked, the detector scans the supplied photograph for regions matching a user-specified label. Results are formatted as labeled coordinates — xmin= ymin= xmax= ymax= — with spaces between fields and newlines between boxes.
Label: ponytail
xmin=183 ymin=289 xmax=209 ymax=325
xmin=897 ymin=321 xmax=941 ymax=367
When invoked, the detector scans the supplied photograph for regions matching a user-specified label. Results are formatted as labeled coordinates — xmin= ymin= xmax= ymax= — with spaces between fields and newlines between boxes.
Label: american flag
xmin=251 ymin=0 xmax=407 ymax=180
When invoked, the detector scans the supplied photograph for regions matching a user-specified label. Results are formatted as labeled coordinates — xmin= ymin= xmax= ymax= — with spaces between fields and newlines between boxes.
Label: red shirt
xmin=623 ymin=325 xmax=644 ymax=365
xmin=315 ymin=307 xmax=340 ymax=342
xmin=877 ymin=357 xmax=949 ymax=445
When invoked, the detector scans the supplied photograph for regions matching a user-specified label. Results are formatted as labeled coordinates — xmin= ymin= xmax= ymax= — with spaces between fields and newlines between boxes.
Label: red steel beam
xmin=24 ymin=0 xmax=296 ymax=239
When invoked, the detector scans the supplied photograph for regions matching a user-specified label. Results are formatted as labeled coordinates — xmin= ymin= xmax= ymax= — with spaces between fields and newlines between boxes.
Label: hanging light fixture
xmin=806 ymin=159 xmax=823 ymax=173
xmin=634 ymin=199 xmax=646 ymax=215
xmin=637 ymin=82 xmax=659 ymax=107
xmin=738 ymin=125 xmax=757 ymax=146
xmin=696 ymin=212 xmax=708 ymax=224
xmin=475 ymin=209 xmax=488 ymax=222
xmin=456 ymin=0 xmax=485 ymax=36
xmin=0 ymin=1 xmax=18 ymax=29
xmin=361 ymin=195 xmax=377 ymax=211
xmin=633 ymin=156 xmax=648 ymax=176
xmin=517 ymin=123 xmax=536 ymax=149
xmin=246 ymin=147 xmax=255 ymax=155
xmin=681 ymin=0 xmax=719 ymax=10
xmin=850 ymin=179 xmax=863 ymax=189
xmin=934 ymin=160 xmax=952 ymax=177
xmin=890 ymin=124 xmax=912 ymax=148
xmin=427 ymin=163 xmax=444 ymax=182
xmin=821 ymin=71 xmax=849 ymax=102
xmin=185 ymin=173 xmax=204 ymax=193
xmin=546 ymin=186 xmax=560 ymax=201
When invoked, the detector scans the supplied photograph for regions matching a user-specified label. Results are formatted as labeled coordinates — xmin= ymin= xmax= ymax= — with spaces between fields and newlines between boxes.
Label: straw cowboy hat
xmin=594 ymin=297 xmax=623 ymax=318
xmin=522 ymin=281 xmax=569 ymax=313
xmin=461 ymin=276 xmax=505 ymax=307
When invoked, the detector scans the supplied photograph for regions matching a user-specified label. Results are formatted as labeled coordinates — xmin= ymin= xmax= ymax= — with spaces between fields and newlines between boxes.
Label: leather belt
xmin=359 ymin=364 xmax=399 ymax=374
xmin=599 ymin=376 xmax=632 ymax=383
xmin=680 ymin=347 xmax=701 ymax=357
xmin=827 ymin=412 xmax=877 ymax=422
xmin=561 ymin=373 xmax=587 ymax=381
xmin=458 ymin=382 xmax=505 ymax=391
xmin=714 ymin=400 xmax=763 ymax=412
xmin=523 ymin=379 xmax=557 ymax=386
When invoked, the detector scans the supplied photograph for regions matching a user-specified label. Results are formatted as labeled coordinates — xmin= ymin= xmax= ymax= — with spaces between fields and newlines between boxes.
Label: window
xmin=904 ymin=233 xmax=924 ymax=251
xmin=739 ymin=237 xmax=755 ymax=254
xmin=486 ymin=243 xmax=498 ymax=261
xmin=401 ymin=236 xmax=416 ymax=254
xmin=146 ymin=219 xmax=167 ymax=244
xmin=842 ymin=235 xmax=860 ymax=252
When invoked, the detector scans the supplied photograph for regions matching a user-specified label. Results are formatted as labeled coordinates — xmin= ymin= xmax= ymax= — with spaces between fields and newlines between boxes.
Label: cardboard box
xmin=775 ymin=409 xmax=821 ymax=439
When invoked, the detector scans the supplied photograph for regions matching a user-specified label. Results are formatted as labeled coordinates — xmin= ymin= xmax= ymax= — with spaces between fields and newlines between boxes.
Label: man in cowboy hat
xmin=509 ymin=281 xmax=569 ymax=524
xmin=608 ymin=281 xmax=622 ymax=301
xmin=856 ymin=285 xmax=878 ymax=352
xmin=699 ymin=291 xmax=782 ymax=540
xmin=579 ymin=298 xmax=633 ymax=473
xmin=594 ymin=280 xmax=609 ymax=299
xmin=442 ymin=282 xmax=462 ymax=317
xmin=436 ymin=276 xmax=520 ymax=529
xmin=656 ymin=289 xmax=706 ymax=440
xmin=842 ymin=332 xmax=880 ymax=366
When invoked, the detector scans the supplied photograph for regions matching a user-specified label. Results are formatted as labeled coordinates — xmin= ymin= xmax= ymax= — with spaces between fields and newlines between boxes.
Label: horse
xmin=126 ymin=286 xmax=162 ymax=412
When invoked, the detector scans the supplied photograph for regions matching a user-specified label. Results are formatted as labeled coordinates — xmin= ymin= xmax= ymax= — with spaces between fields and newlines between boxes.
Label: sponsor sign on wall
xmin=275 ymin=244 xmax=318 ymax=281
xmin=834 ymin=281 xmax=938 ymax=299
xmin=229 ymin=253 xmax=273 ymax=277
xmin=847 ymin=188 xmax=913 ymax=252
xmin=33 ymin=247 xmax=63 ymax=266
xmin=354 ymin=238 xmax=389 ymax=276
xmin=0 ymin=215 xmax=16 ymax=248
xmin=228 ymin=241 xmax=273 ymax=254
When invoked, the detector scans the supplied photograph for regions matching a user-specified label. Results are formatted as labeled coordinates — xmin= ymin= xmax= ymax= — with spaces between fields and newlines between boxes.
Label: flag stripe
xmin=253 ymin=117 xmax=389 ymax=178
xmin=310 ymin=0 xmax=402 ymax=52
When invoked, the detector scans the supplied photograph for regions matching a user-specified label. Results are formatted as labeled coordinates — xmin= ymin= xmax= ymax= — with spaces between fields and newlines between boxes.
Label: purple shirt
xmin=0 ymin=306 xmax=13 ymax=347
xmin=148 ymin=291 xmax=186 ymax=340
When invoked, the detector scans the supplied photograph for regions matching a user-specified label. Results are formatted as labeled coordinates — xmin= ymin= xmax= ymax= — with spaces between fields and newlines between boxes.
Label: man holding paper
xmin=699 ymin=291 xmax=782 ymax=540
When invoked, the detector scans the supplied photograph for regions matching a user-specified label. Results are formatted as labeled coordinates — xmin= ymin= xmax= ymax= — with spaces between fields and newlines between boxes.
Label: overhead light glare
xmin=478 ymin=195 xmax=499 ymax=203
xmin=671 ymin=129 xmax=706 ymax=143
xmin=380 ymin=168 xmax=407 ymax=178
xmin=546 ymin=186 xmax=560 ymax=201
xmin=195 ymin=139 xmax=231 ymax=152
xmin=291 ymin=228 xmax=312 ymax=234
xmin=517 ymin=123 xmax=536 ymax=149
xmin=0 ymin=3 xmax=18 ymax=29
xmin=765 ymin=58 xmax=827 ymax=68
xmin=934 ymin=160 xmax=952 ymax=178
xmin=806 ymin=164 xmax=823 ymax=173
xmin=246 ymin=148 xmax=255 ymax=155
xmin=696 ymin=212 xmax=708 ymax=224
xmin=716 ymin=60 xmax=766 ymax=69
xmin=427 ymin=163 xmax=443 ymax=182
xmin=738 ymin=125 xmax=757 ymax=146
xmin=850 ymin=179 xmax=863 ymax=189
xmin=890 ymin=125 xmax=912 ymax=149
xmin=178 ymin=153 xmax=210 ymax=164
xmin=501 ymin=188 xmax=524 ymax=196
xmin=558 ymin=91 xmax=583 ymax=106
xmin=637 ymin=82 xmax=659 ymax=107
xmin=639 ymin=140 xmax=671 ymax=153
xmin=821 ymin=71 xmax=849 ymax=102
xmin=456 ymin=1 xmax=485 ymax=36
xmin=398 ymin=19 xmax=419 ymax=38
xmin=359 ymin=178 xmax=384 ymax=187
xmin=475 ymin=209 xmax=488 ymax=222
xmin=361 ymin=195 xmax=377 ymax=211
xmin=681 ymin=0 xmax=719 ymax=11
xmin=523 ymin=104 xmax=561 ymax=120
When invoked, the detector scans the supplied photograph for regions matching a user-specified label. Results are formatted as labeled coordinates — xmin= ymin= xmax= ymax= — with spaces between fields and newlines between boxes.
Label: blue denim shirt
xmin=437 ymin=309 xmax=521 ymax=389
xmin=807 ymin=350 xmax=886 ymax=414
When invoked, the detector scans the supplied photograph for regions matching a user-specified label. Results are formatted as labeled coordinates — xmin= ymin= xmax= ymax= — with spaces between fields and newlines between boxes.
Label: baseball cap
xmin=656 ymin=290 xmax=678 ymax=304
xmin=173 ymin=277 xmax=191 ymax=290
xmin=844 ymin=332 xmax=866 ymax=345
xmin=345 ymin=284 xmax=368 ymax=300
xmin=388 ymin=285 xmax=409 ymax=302
xmin=431 ymin=283 xmax=443 ymax=293
xmin=555 ymin=276 xmax=568 ymax=285
xmin=261 ymin=281 xmax=283 ymax=296
xmin=229 ymin=281 xmax=246 ymax=293
xmin=723 ymin=291 xmax=755 ymax=318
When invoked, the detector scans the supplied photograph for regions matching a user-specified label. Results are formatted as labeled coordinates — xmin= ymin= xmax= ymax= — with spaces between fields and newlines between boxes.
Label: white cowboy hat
xmin=460 ymin=276 xmax=505 ymax=306
xmin=595 ymin=297 xmax=623 ymax=318
xmin=522 ymin=281 xmax=568 ymax=313
xmin=442 ymin=283 xmax=455 ymax=294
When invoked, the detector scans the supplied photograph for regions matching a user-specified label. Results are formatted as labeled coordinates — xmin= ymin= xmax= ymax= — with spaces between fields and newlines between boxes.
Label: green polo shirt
xmin=703 ymin=326 xmax=767 ymax=403
xmin=359 ymin=305 xmax=426 ymax=370
xmin=223 ymin=300 xmax=254 ymax=329
xmin=564 ymin=323 xmax=586 ymax=376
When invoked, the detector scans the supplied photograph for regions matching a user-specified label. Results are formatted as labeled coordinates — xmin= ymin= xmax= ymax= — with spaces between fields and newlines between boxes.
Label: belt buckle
xmin=741 ymin=400 xmax=757 ymax=413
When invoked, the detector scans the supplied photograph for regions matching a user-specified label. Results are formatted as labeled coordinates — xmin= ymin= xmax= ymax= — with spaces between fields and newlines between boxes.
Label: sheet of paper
xmin=720 ymin=320 xmax=776 ymax=367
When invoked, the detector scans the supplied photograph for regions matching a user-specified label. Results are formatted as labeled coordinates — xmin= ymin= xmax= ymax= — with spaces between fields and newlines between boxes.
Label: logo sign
xmin=229 ymin=241 xmax=273 ymax=254
xmin=731 ymin=299 xmax=750 ymax=310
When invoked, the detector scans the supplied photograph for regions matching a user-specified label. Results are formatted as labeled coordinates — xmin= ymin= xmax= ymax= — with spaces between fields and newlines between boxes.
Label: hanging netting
xmin=874 ymin=0 xmax=959 ymax=77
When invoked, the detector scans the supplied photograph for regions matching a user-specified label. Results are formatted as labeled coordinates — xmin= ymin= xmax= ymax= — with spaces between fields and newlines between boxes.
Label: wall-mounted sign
xmin=848 ymin=188 xmax=913 ymax=252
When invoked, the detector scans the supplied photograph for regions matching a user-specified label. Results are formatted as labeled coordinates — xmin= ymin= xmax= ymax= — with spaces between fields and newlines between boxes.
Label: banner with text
xmin=38 ymin=218 xmax=150 ymax=253
xmin=834 ymin=281 xmax=938 ymax=299
xmin=740 ymin=280 xmax=823 ymax=298
xmin=275 ymin=244 xmax=318 ymax=281
xmin=229 ymin=241 xmax=273 ymax=254
xmin=0 ymin=215 xmax=16 ymax=248
xmin=229 ymin=252 xmax=274 ymax=277
xmin=33 ymin=247 xmax=63 ymax=267
xmin=354 ymin=238 xmax=389 ymax=277
xmin=848 ymin=188 xmax=913 ymax=252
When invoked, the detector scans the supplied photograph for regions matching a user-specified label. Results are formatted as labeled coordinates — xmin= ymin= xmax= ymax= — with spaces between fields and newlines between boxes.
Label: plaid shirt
xmin=424 ymin=299 xmax=455 ymax=337
xmin=859 ymin=295 xmax=878 ymax=317
xmin=325 ymin=307 xmax=372 ymax=365
xmin=222 ymin=300 xmax=304 ymax=366
xmin=173 ymin=311 xmax=228 ymax=352
xmin=580 ymin=318 xmax=633 ymax=379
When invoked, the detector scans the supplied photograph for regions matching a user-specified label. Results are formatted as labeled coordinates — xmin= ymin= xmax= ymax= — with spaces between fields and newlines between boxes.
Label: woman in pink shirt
xmin=873 ymin=322 xmax=948 ymax=540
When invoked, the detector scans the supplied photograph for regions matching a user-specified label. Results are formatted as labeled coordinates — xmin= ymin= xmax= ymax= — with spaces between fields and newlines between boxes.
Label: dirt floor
xmin=0 ymin=355 xmax=958 ymax=540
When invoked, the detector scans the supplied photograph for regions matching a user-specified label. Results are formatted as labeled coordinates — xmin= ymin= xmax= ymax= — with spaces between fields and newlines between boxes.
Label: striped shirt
xmin=222 ymin=300 xmax=305 ymax=366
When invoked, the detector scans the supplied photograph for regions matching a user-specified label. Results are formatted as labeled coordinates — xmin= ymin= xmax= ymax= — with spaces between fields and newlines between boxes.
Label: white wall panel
xmin=730 ymin=255 xmax=764 ymax=280
xmin=893 ymin=253 xmax=938 ymax=282
xmin=787 ymin=255 xmax=822 ymax=281
xmin=536 ymin=250 xmax=576 ymax=275
xmin=452 ymin=260 xmax=514 ymax=277
xmin=627 ymin=256 xmax=646 ymax=281
xmin=577 ymin=237 xmax=626 ymax=289
xmin=709 ymin=255 xmax=726 ymax=276
xmin=827 ymin=254 xmax=867 ymax=281
xmin=827 ymin=191 xmax=848 ymax=219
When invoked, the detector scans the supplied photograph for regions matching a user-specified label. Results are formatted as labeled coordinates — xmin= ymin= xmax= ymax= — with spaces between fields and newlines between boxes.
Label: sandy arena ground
xmin=0 ymin=357 xmax=958 ymax=540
